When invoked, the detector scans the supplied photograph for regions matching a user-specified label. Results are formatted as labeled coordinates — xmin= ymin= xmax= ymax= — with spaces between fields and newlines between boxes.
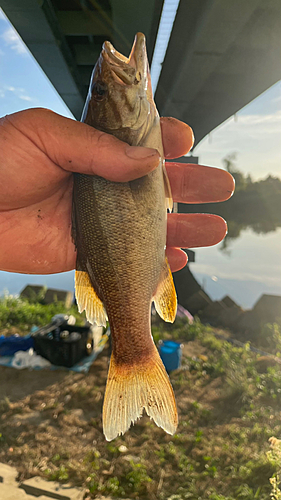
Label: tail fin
xmin=102 ymin=344 xmax=178 ymax=441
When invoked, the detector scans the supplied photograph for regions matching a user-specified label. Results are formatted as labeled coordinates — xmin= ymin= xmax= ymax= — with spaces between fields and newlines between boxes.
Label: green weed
xmin=0 ymin=294 xmax=83 ymax=331
xmin=267 ymin=437 xmax=281 ymax=499
xmin=45 ymin=465 xmax=69 ymax=482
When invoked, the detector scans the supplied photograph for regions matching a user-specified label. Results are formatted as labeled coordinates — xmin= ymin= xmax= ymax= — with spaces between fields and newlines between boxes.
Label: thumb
xmin=17 ymin=108 xmax=161 ymax=182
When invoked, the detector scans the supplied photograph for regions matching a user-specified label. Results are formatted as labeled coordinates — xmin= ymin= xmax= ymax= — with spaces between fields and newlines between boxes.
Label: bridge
xmin=1 ymin=0 xmax=281 ymax=145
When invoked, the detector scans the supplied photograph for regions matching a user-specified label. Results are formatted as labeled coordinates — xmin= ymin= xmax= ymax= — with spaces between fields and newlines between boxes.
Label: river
xmin=1 ymin=227 xmax=280 ymax=310
xmin=191 ymin=227 xmax=281 ymax=309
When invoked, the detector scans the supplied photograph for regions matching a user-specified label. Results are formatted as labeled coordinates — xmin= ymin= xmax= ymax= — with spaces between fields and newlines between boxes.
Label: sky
xmin=194 ymin=81 xmax=281 ymax=180
xmin=0 ymin=7 xmax=280 ymax=307
xmin=0 ymin=8 xmax=73 ymax=118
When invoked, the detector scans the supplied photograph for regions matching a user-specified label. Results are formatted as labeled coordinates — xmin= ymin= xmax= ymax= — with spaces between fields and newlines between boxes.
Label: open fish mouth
xmin=102 ymin=32 xmax=147 ymax=85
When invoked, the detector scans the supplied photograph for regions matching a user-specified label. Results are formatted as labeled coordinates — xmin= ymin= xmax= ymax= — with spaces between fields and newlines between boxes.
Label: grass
xmin=1 ymin=298 xmax=281 ymax=498
xmin=267 ymin=437 xmax=281 ymax=499
xmin=0 ymin=294 xmax=83 ymax=333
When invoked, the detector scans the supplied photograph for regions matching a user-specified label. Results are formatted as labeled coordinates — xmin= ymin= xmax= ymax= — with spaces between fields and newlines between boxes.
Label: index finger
xmin=160 ymin=117 xmax=194 ymax=159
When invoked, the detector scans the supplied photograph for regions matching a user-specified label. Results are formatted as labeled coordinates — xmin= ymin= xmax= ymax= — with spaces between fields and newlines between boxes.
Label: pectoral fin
xmin=75 ymin=269 xmax=108 ymax=327
xmin=153 ymin=258 xmax=177 ymax=323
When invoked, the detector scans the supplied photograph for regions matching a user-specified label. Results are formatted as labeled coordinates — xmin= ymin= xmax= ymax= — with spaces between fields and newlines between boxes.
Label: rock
xmin=123 ymin=454 xmax=141 ymax=463
xmin=0 ymin=483 xmax=33 ymax=499
xmin=173 ymin=266 xmax=212 ymax=315
xmin=200 ymin=300 xmax=227 ymax=324
xmin=217 ymin=305 xmax=244 ymax=330
xmin=185 ymin=290 xmax=212 ymax=316
xmin=20 ymin=476 xmax=85 ymax=500
xmin=220 ymin=295 xmax=238 ymax=308
xmin=236 ymin=309 xmax=260 ymax=335
xmin=0 ymin=462 xmax=18 ymax=484
xmin=252 ymin=294 xmax=281 ymax=324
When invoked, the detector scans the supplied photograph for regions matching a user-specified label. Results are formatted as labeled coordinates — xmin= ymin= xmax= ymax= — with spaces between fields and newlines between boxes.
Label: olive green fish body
xmin=74 ymin=165 xmax=165 ymax=360
xmin=72 ymin=33 xmax=178 ymax=440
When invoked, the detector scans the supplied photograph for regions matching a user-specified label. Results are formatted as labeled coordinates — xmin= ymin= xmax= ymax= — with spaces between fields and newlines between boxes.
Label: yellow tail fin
xmin=102 ymin=345 xmax=178 ymax=441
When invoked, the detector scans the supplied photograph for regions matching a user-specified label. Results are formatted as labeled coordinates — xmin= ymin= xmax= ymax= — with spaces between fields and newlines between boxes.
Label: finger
xmin=166 ymin=163 xmax=235 ymax=203
xmin=160 ymin=117 xmax=194 ymax=159
xmin=166 ymin=247 xmax=188 ymax=273
xmin=167 ymin=213 xmax=227 ymax=248
xmin=9 ymin=109 xmax=160 ymax=182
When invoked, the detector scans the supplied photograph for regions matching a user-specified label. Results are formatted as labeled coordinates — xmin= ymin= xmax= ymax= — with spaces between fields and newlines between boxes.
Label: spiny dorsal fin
xmin=75 ymin=270 xmax=107 ymax=327
xmin=103 ymin=345 xmax=178 ymax=441
xmin=163 ymin=162 xmax=173 ymax=212
xmin=153 ymin=257 xmax=177 ymax=323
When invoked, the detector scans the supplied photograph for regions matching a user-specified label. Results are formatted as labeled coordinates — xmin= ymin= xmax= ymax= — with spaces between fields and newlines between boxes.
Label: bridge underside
xmin=2 ymin=0 xmax=281 ymax=145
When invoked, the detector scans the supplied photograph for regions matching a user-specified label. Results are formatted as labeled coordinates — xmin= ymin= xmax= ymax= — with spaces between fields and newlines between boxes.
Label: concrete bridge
xmin=1 ymin=0 xmax=281 ymax=145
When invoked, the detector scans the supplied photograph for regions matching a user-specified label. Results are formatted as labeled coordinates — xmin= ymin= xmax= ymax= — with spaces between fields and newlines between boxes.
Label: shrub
xmin=0 ymin=294 xmax=83 ymax=332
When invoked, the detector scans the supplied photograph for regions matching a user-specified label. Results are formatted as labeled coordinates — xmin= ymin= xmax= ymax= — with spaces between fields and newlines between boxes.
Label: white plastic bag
xmin=11 ymin=348 xmax=51 ymax=369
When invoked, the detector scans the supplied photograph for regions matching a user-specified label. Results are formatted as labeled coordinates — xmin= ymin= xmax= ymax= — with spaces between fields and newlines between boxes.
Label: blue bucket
xmin=159 ymin=340 xmax=182 ymax=372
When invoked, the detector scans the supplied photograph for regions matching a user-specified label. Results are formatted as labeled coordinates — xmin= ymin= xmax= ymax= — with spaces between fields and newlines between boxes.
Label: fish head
xmin=82 ymin=33 xmax=156 ymax=141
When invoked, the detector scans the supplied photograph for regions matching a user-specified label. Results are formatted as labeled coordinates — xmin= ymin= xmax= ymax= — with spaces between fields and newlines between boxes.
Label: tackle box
xmin=34 ymin=323 xmax=93 ymax=368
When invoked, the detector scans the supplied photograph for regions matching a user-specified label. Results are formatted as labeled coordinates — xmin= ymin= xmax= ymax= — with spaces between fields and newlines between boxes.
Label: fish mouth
xmin=102 ymin=32 xmax=147 ymax=85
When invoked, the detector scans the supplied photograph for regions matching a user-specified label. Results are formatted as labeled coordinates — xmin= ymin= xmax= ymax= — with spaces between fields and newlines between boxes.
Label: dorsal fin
xmin=163 ymin=163 xmax=173 ymax=213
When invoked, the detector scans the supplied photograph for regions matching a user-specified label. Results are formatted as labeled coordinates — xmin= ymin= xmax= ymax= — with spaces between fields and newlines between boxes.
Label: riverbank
xmin=0 ymin=315 xmax=280 ymax=499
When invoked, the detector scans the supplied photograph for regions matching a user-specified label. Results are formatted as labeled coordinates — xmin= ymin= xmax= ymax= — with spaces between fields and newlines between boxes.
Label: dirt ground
xmin=0 ymin=340 xmax=213 ymax=405
xmin=0 ymin=340 xmax=225 ymax=498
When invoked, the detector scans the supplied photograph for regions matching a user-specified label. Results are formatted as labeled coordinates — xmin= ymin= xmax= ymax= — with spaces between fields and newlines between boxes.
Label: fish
xmin=72 ymin=32 xmax=178 ymax=441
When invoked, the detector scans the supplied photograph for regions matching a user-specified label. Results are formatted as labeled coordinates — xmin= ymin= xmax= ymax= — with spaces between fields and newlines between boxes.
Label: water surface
xmin=191 ymin=228 xmax=281 ymax=309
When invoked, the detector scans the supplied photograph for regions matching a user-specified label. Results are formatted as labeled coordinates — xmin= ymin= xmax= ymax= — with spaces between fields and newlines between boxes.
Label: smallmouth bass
xmin=72 ymin=33 xmax=178 ymax=441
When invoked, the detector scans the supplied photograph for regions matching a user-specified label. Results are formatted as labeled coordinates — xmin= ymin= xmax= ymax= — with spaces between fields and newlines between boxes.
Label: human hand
xmin=0 ymin=108 xmax=234 ymax=274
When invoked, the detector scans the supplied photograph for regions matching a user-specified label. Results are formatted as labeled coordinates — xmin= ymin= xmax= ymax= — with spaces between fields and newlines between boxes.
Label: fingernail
xmin=125 ymin=145 xmax=159 ymax=160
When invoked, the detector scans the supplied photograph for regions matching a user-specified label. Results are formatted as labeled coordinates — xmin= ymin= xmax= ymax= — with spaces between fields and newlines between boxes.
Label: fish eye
xmin=92 ymin=81 xmax=108 ymax=101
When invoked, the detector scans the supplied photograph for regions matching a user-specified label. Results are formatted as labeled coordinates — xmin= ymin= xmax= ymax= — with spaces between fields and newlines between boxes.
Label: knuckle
xmin=96 ymin=130 xmax=112 ymax=146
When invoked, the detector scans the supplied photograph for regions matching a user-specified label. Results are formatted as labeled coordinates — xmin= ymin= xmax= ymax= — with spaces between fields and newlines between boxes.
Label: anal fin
xmin=75 ymin=270 xmax=107 ymax=327
xmin=153 ymin=257 xmax=177 ymax=323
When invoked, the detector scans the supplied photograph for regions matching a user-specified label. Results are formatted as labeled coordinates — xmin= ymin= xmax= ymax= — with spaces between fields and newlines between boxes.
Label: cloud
xmin=1 ymin=26 xmax=28 ymax=55
xmin=200 ymin=110 xmax=281 ymax=144
xmin=194 ymin=105 xmax=281 ymax=180
xmin=0 ymin=85 xmax=34 ymax=103
xmin=19 ymin=95 xmax=33 ymax=102
xmin=238 ymin=110 xmax=281 ymax=129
